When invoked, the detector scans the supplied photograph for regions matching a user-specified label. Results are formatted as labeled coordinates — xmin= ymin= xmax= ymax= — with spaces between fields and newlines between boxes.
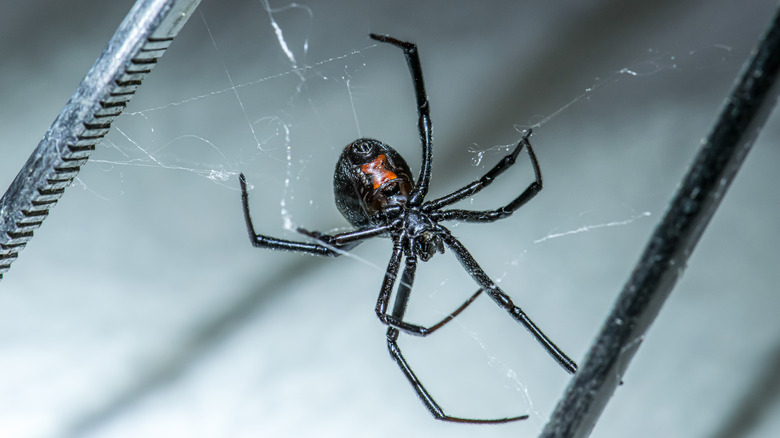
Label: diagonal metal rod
xmin=540 ymin=5 xmax=780 ymax=438
xmin=0 ymin=0 xmax=201 ymax=280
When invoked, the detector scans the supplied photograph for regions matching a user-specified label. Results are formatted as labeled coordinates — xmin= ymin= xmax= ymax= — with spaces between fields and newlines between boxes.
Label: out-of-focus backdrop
xmin=1 ymin=1 xmax=779 ymax=437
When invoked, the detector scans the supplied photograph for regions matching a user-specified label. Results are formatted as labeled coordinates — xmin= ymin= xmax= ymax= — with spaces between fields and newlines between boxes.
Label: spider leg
xmin=424 ymin=129 xmax=534 ymax=211
xmin=370 ymin=34 xmax=432 ymax=207
xmin=386 ymin=327 xmax=529 ymax=424
xmin=384 ymin=287 xmax=485 ymax=337
xmin=377 ymin=240 xmax=531 ymax=422
xmin=240 ymin=174 xmax=385 ymax=256
xmin=440 ymin=226 xmax=578 ymax=374
xmin=296 ymin=226 xmax=387 ymax=253
xmin=394 ymin=288 xmax=486 ymax=336
xmin=375 ymin=237 xmax=404 ymax=320
xmin=376 ymin=237 xmax=484 ymax=336
xmin=389 ymin=253 xmax=417 ymax=320
xmin=430 ymin=132 xmax=543 ymax=223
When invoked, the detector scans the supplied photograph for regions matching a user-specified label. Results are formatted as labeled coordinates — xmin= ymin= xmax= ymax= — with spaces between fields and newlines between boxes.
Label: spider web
xmin=56 ymin=1 xmax=752 ymax=436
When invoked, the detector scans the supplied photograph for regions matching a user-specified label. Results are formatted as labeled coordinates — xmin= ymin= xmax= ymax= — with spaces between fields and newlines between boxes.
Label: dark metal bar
xmin=540 ymin=6 xmax=780 ymax=438
xmin=0 ymin=0 xmax=201 ymax=280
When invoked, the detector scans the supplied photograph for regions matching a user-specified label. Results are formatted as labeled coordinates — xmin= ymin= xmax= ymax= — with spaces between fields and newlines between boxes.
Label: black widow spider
xmin=239 ymin=34 xmax=577 ymax=424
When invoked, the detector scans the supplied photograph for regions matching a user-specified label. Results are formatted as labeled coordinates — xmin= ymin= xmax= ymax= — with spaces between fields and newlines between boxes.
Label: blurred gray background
xmin=1 ymin=1 xmax=779 ymax=437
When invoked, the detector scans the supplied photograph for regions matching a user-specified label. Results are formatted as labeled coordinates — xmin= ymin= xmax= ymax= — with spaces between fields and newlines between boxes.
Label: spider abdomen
xmin=334 ymin=138 xmax=414 ymax=227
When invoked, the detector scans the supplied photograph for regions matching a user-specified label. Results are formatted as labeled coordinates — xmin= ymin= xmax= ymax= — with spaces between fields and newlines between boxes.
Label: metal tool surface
xmin=0 ymin=0 xmax=202 ymax=279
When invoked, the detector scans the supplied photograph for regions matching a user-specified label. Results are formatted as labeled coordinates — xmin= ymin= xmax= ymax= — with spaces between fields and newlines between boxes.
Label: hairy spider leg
xmin=430 ymin=132 xmax=544 ymax=223
xmin=375 ymin=238 xmax=404 ymax=320
xmin=386 ymin=327 xmax=530 ymax=424
xmin=375 ymin=235 xmax=483 ymax=336
xmin=440 ymin=227 xmax=578 ymax=374
xmin=424 ymin=129 xmax=535 ymax=211
xmin=239 ymin=173 xmax=387 ymax=256
xmin=378 ymin=238 xmax=529 ymax=423
xmin=376 ymin=228 xmax=574 ymax=422
xmin=369 ymin=34 xmax=432 ymax=207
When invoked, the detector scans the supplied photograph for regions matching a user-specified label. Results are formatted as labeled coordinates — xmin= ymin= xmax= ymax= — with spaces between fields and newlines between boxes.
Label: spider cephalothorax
xmin=239 ymin=33 xmax=577 ymax=423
